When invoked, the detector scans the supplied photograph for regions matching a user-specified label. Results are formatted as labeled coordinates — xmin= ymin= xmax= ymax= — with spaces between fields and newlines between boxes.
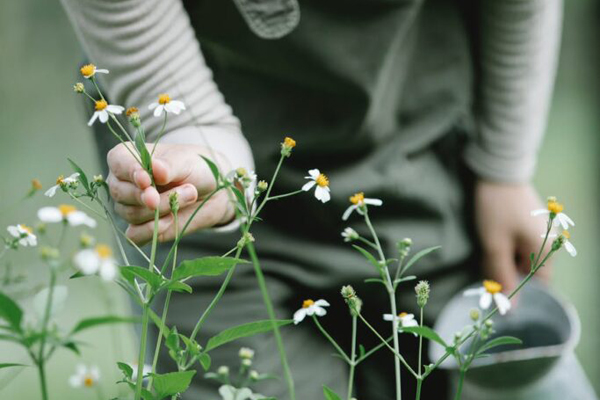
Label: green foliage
xmin=172 ymin=257 xmax=246 ymax=281
xmin=323 ymin=385 xmax=343 ymax=400
xmin=200 ymin=155 xmax=221 ymax=185
xmin=151 ymin=370 xmax=196 ymax=399
xmin=71 ymin=315 xmax=138 ymax=335
xmin=68 ymin=158 xmax=90 ymax=193
xmin=205 ymin=320 xmax=293 ymax=352
xmin=401 ymin=326 xmax=448 ymax=348
xmin=0 ymin=292 xmax=23 ymax=332
xmin=401 ymin=246 xmax=441 ymax=275
xmin=476 ymin=336 xmax=523 ymax=355
xmin=352 ymin=244 xmax=382 ymax=273
xmin=121 ymin=266 xmax=165 ymax=291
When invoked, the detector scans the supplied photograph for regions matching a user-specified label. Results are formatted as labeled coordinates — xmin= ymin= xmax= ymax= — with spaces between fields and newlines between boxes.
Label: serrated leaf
xmin=0 ymin=292 xmax=23 ymax=332
xmin=152 ymin=370 xmax=196 ymax=399
xmin=401 ymin=326 xmax=448 ymax=348
xmin=201 ymin=155 xmax=221 ymax=184
xmin=121 ymin=266 xmax=165 ymax=290
xmin=476 ymin=336 xmax=523 ymax=355
xmin=352 ymin=245 xmax=382 ymax=272
xmin=205 ymin=320 xmax=293 ymax=352
xmin=323 ymin=385 xmax=343 ymax=400
xmin=68 ymin=158 xmax=90 ymax=193
xmin=402 ymin=246 xmax=441 ymax=274
xmin=172 ymin=257 xmax=245 ymax=281
xmin=71 ymin=315 xmax=138 ymax=334
xmin=117 ymin=362 xmax=134 ymax=379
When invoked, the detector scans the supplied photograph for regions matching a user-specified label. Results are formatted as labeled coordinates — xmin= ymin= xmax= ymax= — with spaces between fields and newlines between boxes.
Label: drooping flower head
xmin=293 ymin=299 xmax=330 ymax=325
xmin=80 ymin=64 xmax=109 ymax=79
xmin=148 ymin=93 xmax=186 ymax=117
xmin=45 ymin=173 xmax=80 ymax=197
xmin=302 ymin=169 xmax=331 ymax=203
xmin=464 ymin=280 xmax=511 ymax=315
xmin=341 ymin=227 xmax=359 ymax=242
xmin=342 ymin=192 xmax=382 ymax=220
xmin=7 ymin=224 xmax=37 ymax=247
xmin=549 ymin=230 xmax=577 ymax=257
xmin=383 ymin=312 xmax=419 ymax=330
xmin=531 ymin=197 xmax=575 ymax=230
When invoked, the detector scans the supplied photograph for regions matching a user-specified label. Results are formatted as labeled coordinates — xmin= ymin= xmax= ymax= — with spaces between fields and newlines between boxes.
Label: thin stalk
xmin=36 ymin=362 xmax=49 ymax=400
xmin=417 ymin=307 xmax=423 ymax=376
xmin=312 ymin=316 xmax=351 ymax=364
xmin=356 ymin=335 xmax=393 ymax=365
xmin=357 ymin=236 xmax=379 ymax=251
xmin=134 ymin=305 xmax=150 ymax=400
xmin=347 ymin=315 xmax=357 ymax=400
xmin=151 ymin=114 xmax=168 ymax=158
xmin=453 ymin=369 xmax=466 ymax=400
xmin=266 ymin=189 xmax=304 ymax=201
xmin=36 ymin=270 xmax=56 ymax=400
xmin=106 ymin=120 xmax=142 ymax=165
xmin=246 ymin=242 xmax=296 ymax=400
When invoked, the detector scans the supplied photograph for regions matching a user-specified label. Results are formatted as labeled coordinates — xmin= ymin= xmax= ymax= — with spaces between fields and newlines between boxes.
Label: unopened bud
xmin=249 ymin=370 xmax=259 ymax=380
xmin=242 ymin=358 xmax=252 ymax=367
xmin=415 ymin=280 xmax=430 ymax=308
xmin=237 ymin=232 xmax=255 ymax=248
xmin=239 ymin=347 xmax=255 ymax=360
xmin=80 ymin=232 xmax=95 ymax=248
xmin=397 ymin=238 xmax=412 ymax=257
xmin=73 ymin=82 xmax=85 ymax=93
xmin=341 ymin=285 xmax=362 ymax=315
xmin=469 ymin=308 xmax=480 ymax=322
xmin=485 ymin=319 xmax=493 ymax=328
xmin=217 ymin=366 xmax=229 ymax=375
xmin=281 ymin=136 xmax=296 ymax=157
xmin=257 ymin=180 xmax=269 ymax=192
xmin=93 ymin=175 xmax=104 ymax=183
xmin=236 ymin=167 xmax=248 ymax=178
xmin=126 ymin=107 xmax=141 ymax=127
xmin=40 ymin=246 xmax=60 ymax=261
xmin=169 ymin=192 xmax=180 ymax=213
xmin=31 ymin=179 xmax=43 ymax=190
xmin=341 ymin=227 xmax=359 ymax=242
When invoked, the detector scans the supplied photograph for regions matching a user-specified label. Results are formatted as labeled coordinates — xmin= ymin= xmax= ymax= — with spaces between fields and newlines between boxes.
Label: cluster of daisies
xmin=74 ymin=64 xmax=186 ymax=127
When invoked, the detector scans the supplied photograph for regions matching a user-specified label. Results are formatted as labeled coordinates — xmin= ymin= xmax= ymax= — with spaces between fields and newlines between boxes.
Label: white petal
xmin=479 ymin=292 xmax=493 ymax=310
xmin=308 ymin=169 xmax=320 ymax=178
xmin=37 ymin=207 xmax=63 ymax=223
xmin=164 ymin=102 xmax=182 ymax=115
xmin=106 ymin=105 xmax=124 ymax=114
xmin=66 ymin=173 xmax=80 ymax=181
xmin=364 ymin=198 xmax=383 ymax=206
xmin=170 ymin=100 xmax=186 ymax=111
xmin=383 ymin=314 xmax=396 ymax=321
xmin=25 ymin=235 xmax=38 ymax=246
xmin=342 ymin=205 xmax=357 ymax=221
xmin=463 ymin=287 xmax=485 ymax=297
xmin=314 ymin=299 xmax=330 ymax=307
xmin=494 ymin=293 xmax=511 ymax=315
xmin=89 ymin=366 xmax=101 ymax=381
xmin=95 ymin=69 xmax=109 ymax=74
xmin=7 ymin=226 xmax=19 ymax=238
xmin=558 ymin=213 xmax=575 ymax=229
xmin=44 ymin=185 xmax=59 ymax=197
xmin=293 ymin=308 xmax=307 ymax=325
xmin=314 ymin=306 xmax=327 ymax=317
xmin=87 ymin=112 xmax=99 ymax=126
xmin=153 ymin=105 xmax=164 ymax=117
xmin=561 ymin=213 xmax=575 ymax=227
xmin=565 ymin=241 xmax=577 ymax=257
xmin=403 ymin=319 xmax=419 ymax=328
xmin=99 ymin=260 xmax=117 ymax=281
xmin=301 ymin=181 xmax=316 ymax=192
xmin=98 ymin=110 xmax=109 ymax=123
xmin=316 ymin=187 xmax=331 ymax=203
xmin=69 ymin=374 xmax=83 ymax=388
xmin=531 ymin=209 xmax=550 ymax=217
xmin=218 ymin=385 xmax=236 ymax=400
xmin=74 ymin=250 xmax=100 ymax=275
xmin=67 ymin=211 xmax=96 ymax=228
xmin=148 ymin=102 xmax=158 ymax=110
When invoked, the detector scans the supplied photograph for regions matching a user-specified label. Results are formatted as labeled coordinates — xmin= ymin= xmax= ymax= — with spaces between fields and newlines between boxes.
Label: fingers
xmin=126 ymin=190 xmax=233 ymax=245
xmin=114 ymin=184 xmax=198 ymax=225
xmin=107 ymin=143 xmax=152 ymax=187
xmin=149 ymin=147 xmax=215 ymax=194
xmin=482 ymin=240 xmax=519 ymax=295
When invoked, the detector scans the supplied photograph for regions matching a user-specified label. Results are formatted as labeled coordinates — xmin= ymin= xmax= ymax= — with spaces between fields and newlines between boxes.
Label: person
xmin=60 ymin=0 xmax=563 ymax=398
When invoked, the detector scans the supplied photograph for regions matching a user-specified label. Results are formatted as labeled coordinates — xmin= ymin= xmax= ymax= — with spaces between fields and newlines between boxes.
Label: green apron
xmin=96 ymin=0 xmax=480 ymax=398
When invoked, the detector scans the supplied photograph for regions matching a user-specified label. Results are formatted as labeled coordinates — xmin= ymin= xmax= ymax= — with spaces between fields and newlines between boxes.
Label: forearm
xmin=465 ymin=0 xmax=563 ymax=183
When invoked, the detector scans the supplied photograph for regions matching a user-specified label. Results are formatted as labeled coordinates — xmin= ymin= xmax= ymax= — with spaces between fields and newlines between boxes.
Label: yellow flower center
xmin=398 ymin=312 xmax=408 ymax=318
xmin=80 ymin=64 xmax=95 ymax=78
xmin=350 ymin=192 xmax=365 ymax=205
xmin=316 ymin=173 xmax=329 ymax=188
xmin=32 ymin=179 xmax=42 ymax=190
xmin=84 ymin=376 xmax=94 ymax=387
xmin=547 ymin=200 xmax=564 ymax=214
xmin=96 ymin=244 xmax=112 ymax=259
xmin=158 ymin=94 xmax=171 ymax=105
xmin=562 ymin=230 xmax=570 ymax=239
xmin=283 ymin=137 xmax=296 ymax=148
xmin=126 ymin=107 xmax=139 ymax=117
xmin=19 ymin=225 xmax=33 ymax=234
xmin=58 ymin=204 xmax=77 ymax=216
xmin=483 ymin=280 xmax=502 ymax=294
xmin=56 ymin=175 xmax=65 ymax=185
xmin=302 ymin=299 xmax=315 ymax=308
xmin=95 ymin=99 xmax=108 ymax=111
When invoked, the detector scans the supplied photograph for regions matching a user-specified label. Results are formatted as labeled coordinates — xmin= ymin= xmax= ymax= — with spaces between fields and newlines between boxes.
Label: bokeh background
xmin=0 ymin=0 xmax=598 ymax=398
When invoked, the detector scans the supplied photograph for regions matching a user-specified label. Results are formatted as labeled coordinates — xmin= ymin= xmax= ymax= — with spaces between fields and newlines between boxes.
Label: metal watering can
xmin=429 ymin=278 xmax=598 ymax=399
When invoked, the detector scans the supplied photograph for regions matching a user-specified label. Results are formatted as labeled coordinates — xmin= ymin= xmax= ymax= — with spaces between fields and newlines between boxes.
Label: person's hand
xmin=106 ymin=143 xmax=235 ymax=245
xmin=474 ymin=180 xmax=552 ymax=294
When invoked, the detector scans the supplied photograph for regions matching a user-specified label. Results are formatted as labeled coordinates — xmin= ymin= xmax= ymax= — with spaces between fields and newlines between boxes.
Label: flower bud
xmin=31 ymin=179 xmax=43 ymax=190
xmin=80 ymin=232 xmax=95 ymax=248
xmin=249 ymin=370 xmax=259 ymax=380
xmin=236 ymin=167 xmax=248 ymax=178
xmin=93 ymin=175 xmax=104 ymax=184
xmin=126 ymin=107 xmax=141 ymax=127
xmin=169 ymin=192 xmax=180 ymax=213
xmin=397 ymin=238 xmax=412 ymax=257
xmin=242 ymin=358 xmax=252 ymax=367
xmin=237 ymin=232 xmax=255 ymax=248
xmin=36 ymin=223 xmax=47 ymax=235
xmin=281 ymin=136 xmax=296 ymax=157
xmin=239 ymin=347 xmax=255 ymax=360
xmin=40 ymin=246 xmax=60 ymax=261
xmin=73 ymin=82 xmax=85 ymax=93
xmin=257 ymin=180 xmax=269 ymax=192
xmin=341 ymin=227 xmax=359 ymax=242
xmin=469 ymin=308 xmax=480 ymax=322
xmin=341 ymin=285 xmax=363 ymax=316
xmin=414 ymin=280 xmax=430 ymax=308
xmin=217 ymin=366 xmax=229 ymax=376
xmin=485 ymin=319 xmax=493 ymax=328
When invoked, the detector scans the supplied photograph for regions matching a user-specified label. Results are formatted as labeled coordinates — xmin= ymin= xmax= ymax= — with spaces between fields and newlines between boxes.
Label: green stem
xmin=357 ymin=236 xmax=379 ymax=251
xmin=312 ymin=316 xmax=351 ymax=364
xmin=106 ymin=120 xmax=142 ymax=165
xmin=347 ymin=315 xmax=357 ymax=400
xmin=415 ymin=378 xmax=423 ymax=400
xmin=417 ymin=307 xmax=423 ymax=376
xmin=151 ymin=114 xmax=168 ymax=158
xmin=246 ymin=242 xmax=296 ymax=400
xmin=36 ymin=270 xmax=56 ymax=400
xmin=37 ymin=361 xmax=49 ymax=400
xmin=355 ymin=335 xmax=393 ymax=365
xmin=266 ymin=189 xmax=304 ymax=201
xmin=454 ymin=368 xmax=466 ymax=400
xmin=134 ymin=305 xmax=150 ymax=400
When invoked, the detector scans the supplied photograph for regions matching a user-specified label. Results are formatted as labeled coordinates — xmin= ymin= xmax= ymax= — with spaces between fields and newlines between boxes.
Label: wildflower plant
xmin=0 ymin=62 xmax=580 ymax=400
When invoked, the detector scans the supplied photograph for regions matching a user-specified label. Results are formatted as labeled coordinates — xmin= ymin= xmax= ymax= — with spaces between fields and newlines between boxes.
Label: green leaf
xmin=230 ymin=186 xmax=248 ymax=215
xmin=162 ymin=281 xmax=193 ymax=294
xmin=401 ymin=326 xmax=448 ymax=348
xmin=117 ymin=362 xmax=134 ymax=379
xmin=149 ymin=309 xmax=169 ymax=339
xmin=172 ymin=257 xmax=245 ymax=281
xmin=121 ymin=266 xmax=165 ymax=290
xmin=352 ymin=245 xmax=382 ymax=272
xmin=198 ymin=353 xmax=211 ymax=371
xmin=69 ymin=271 xmax=86 ymax=279
xmin=71 ymin=315 xmax=138 ymax=334
xmin=402 ymin=246 xmax=441 ymax=274
xmin=0 ymin=363 xmax=27 ymax=370
xmin=205 ymin=320 xmax=293 ymax=352
xmin=364 ymin=278 xmax=385 ymax=285
xmin=476 ymin=336 xmax=523 ymax=355
xmin=0 ymin=292 xmax=23 ymax=332
xmin=134 ymin=130 xmax=152 ymax=173
xmin=323 ymin=385 xmax=343 ymax=400
xmin=359 ymin=344 xmax=366 ymax=358
xmin=152 ymin=370 xmax=196 ymax=399
xmin=68 ymin=158 xmax=90 ymax=193
xmin=62 ymin=341 xmax=81 ymax=355
xmin=200 ymin=155 xmax=221 ymax=184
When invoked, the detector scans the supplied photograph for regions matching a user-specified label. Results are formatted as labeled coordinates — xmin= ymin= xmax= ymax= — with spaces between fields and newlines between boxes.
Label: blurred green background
xmin=0 ymin=0 xmax=598 ymax=398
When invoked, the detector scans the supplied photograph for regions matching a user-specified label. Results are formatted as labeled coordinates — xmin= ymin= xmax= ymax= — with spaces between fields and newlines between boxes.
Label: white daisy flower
xmin=148 ymin=94 xmax=186 ymax=117
xmin=73 ymin=244 xmax=118 ymax=281
xmin=7 ymin=224 xmax=37 ymax=247
xmin=341 ymin=227 xmax=359 ymax=242
xmin=342 ymin=192 xmax=382 ymax=220
xmin=531 ymin=198 xmax=575 ymax=230
xmin=45 ymin=173 xmax=80 ymax=197
xmin=38 ymin=204 xmax=97 ymax=228
xmin=69 ymin=364 xmax=100 ymax=388
xmin=464 ymin=280 xmax=511 ymax=315
xmin=547 ymin=231 xmax=577 ymax=257
xmin=302 ymin=169 xmax=330 ymax=203
xmin=293 ymin=299 xmax=330 ymax=325
xmin=218 ymin=385 xmax=267 ymax=400
xmin=88 ymin=99 xmax=124 ymax=126
xmin=80 ymin=63 xmax=109 ymax=79
xmin=383 ymin=312 xmax=419 ymax=328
